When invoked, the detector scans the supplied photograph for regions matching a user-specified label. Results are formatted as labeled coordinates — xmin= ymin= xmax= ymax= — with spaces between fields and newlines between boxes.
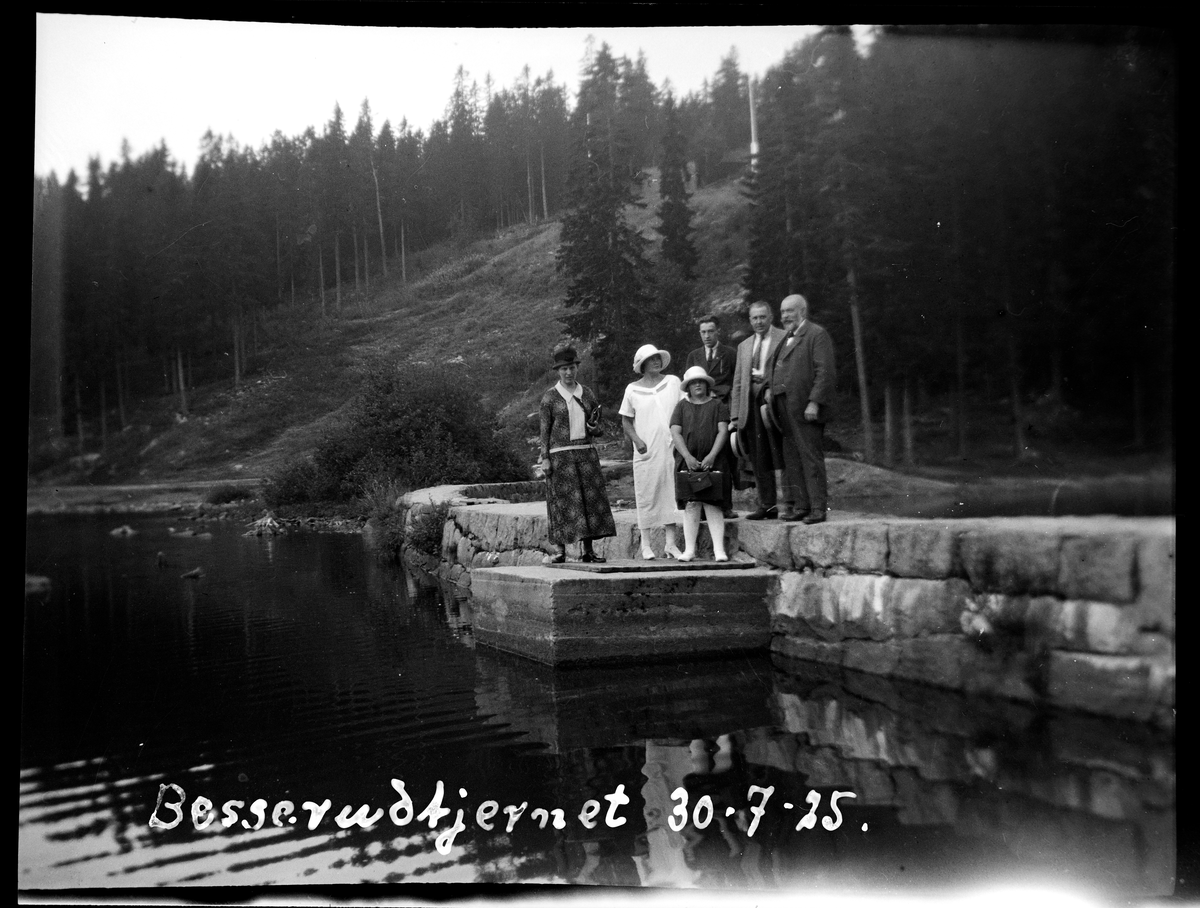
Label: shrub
xmin=264 ymin=361 xmax=529 ymax=508
xmin=407 ymin=501 xmax=451 ymax=558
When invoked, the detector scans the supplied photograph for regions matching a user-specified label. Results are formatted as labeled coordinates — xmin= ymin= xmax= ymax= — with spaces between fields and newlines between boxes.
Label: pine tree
xmin=656 ymin=92 xmax=698 ymax=281
xmin=555 ymin=43 xmax=653 ymax=402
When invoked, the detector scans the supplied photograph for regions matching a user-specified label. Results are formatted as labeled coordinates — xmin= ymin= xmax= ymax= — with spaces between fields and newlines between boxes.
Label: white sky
xmin=35 ymin=16 xmax=823 ymax=181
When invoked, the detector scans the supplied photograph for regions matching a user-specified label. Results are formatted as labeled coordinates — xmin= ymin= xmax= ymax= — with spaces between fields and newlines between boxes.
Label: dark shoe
xmin=781 ymin=509 xmax=811 ymax=522
xmin=546 ymin=552 xmax=566 ymax=564
xmin=580 ymin=552 xmax=606 ymax=563
xmin=723 ymin=509 xmax=738 ymax=520
xmin=746 ymin=506 xmax=777 ymax=521
xmin=801 ymin=511 xmax=826 ymax=525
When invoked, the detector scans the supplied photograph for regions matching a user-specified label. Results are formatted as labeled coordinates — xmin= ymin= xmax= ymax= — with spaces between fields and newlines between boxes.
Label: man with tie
xmin=685 ymin=315 xmax=738 ymax=518
xmin=685 ymin=315 xmax=736 ymax=404
xmin=730 ymin=300 xmax=788 ymax=519
xmin=764 ymin=294 xmax=836 ymax=524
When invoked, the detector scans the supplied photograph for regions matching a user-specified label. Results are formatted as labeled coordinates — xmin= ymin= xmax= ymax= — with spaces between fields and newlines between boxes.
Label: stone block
xmin=885 ymin=520 xmax=963 ymax=579
xmin=470 ymin=564 xmax=773 ymax=665
xmin=772 ymin=573 xmax=967 ymax=642
xmin=1134 ymin=528 xmax=1175 ymax=634
xmin=737 ymin=521 xmax=794 ymax=570
xmin=790 ymin=520 xmax=889 ymax=573
xmin=1058 ymin=533 xmax=1138 ymax=603
xmin=960 ymin=523 xmax=1062 ymax=595
xmin=771 ymin=634 xmax=845 ymax=669
xmin=1047 ymin=651 xmax=1174 ymax=724
xmin=886 ymin=577 xmax=971 ymax=638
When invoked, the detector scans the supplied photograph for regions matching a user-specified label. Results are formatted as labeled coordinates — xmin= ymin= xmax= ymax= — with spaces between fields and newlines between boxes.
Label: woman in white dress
xmin=619 ymin=344 xmax=684 ymax=560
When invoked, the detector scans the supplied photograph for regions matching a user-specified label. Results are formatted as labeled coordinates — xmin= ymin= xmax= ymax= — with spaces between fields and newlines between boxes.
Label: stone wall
xmin=737 ymin=516 xmax=1175 ymax=727
xmin=396 ymin=482 xmax=1175 ymax=727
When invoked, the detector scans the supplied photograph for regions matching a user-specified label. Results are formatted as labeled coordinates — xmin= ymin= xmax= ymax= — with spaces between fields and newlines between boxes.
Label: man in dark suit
xmin=730 ymin=300 xmax=788 ymax=519
xmin=685 ymin=315 xmax=736 ymax=404
xmin=764 ymin=294 xmax=836 ymax=524
xmin=685 ymin=315 xmax=738 ymax=518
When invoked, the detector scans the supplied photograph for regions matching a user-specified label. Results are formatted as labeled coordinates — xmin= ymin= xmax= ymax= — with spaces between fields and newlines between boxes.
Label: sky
xmin=34 ymin=15 xmax=825 ymax=182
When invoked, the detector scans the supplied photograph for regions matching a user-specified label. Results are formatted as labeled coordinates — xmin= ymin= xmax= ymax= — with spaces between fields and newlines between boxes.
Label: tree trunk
xmin=370 ymin=154 xmax=387 ymax=278
xmin=99 ymin=379 xmax=107 ymax=453
xmin=847 ymin=266 xmax=874 ymax=463
xmin=527 ymin=149 xmax=535 ymax=224
xmin=363 ymin=228 xmax=370 ymax=303
xmin=540 ymin=142 xmax=549 ymax=220
xmin=883 ymin=380 xmax=896 ymax=466
xmin=115 ymin=356 xmax=127 ymax=430
xmin=334 ymin=233 xmax=342 ymax=311
xmin=352 ymin=223 xmax=360 ymax=296
xmin=318 ymin=241 xmax=326 ymax=316
xmin=1007 ymin=330 xmax=1027 ymax=460
xmin=1133 ymin=367 xmax=1145 ymax=449
xmin=232 ymin=315 xmax=242 ymax=388
xmin=74 ymin=376 xmax=85 ymax=455
xmin=401 ymin=217 xmax=407 ymax=284
xmin=176 ymin=347 xmax=188 ymax=416
xmin=275 ymin=213 xmax=282 ymax=301
xmin=903 ymin=378 xmax=915 ymax=465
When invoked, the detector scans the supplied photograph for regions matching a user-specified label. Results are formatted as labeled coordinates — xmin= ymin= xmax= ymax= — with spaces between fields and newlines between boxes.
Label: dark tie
xmin=752 ymin=336 xmax=761 ymax=368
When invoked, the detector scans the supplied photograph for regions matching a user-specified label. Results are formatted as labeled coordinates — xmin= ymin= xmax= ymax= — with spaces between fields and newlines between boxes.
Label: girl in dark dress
xmin=669 ymin=365 xmax=730 ymax=561
xmin=538 ymin=347 xmax=616 ymax=563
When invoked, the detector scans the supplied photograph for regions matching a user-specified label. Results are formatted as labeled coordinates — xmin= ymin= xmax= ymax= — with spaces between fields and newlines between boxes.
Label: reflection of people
xmin=765 ymin=294 xmax=836 ymax=524
xmin=685 ymin=315 xmax=738 ymax=518
xmin=619 ymin=345 xmax=683 ymax=560
xmin=669 ymin=366 xmax=730 ymax=562
xmin=538 ymin=347 xmax=616 ymax=563
xmin=730 ymin=300 xmax=788 ymax=520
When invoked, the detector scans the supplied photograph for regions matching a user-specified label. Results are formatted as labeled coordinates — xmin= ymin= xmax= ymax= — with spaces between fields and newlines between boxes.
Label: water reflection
xmin=21 ymin=514 xmax=1174 ymax=897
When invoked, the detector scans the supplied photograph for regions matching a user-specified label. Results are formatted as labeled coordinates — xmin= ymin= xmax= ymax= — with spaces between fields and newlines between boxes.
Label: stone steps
xmin=470 ymin=563 xmax=775 ymax=665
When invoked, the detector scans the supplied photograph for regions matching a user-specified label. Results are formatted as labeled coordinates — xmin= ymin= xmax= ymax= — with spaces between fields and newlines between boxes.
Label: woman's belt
xmin=548 ymin=442 xmax=593 ymax=454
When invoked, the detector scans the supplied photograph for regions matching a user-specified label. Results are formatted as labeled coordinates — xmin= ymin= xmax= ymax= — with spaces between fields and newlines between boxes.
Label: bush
xmin=264 ymin=361 xmax=529 ymax=508
xmin=407 ymin=501 xmax=452 ymax=558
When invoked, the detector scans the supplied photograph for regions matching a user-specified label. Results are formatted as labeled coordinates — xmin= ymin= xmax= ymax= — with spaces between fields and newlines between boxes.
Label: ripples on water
xmin=21 ymin=514 xmax=1175 ymax=898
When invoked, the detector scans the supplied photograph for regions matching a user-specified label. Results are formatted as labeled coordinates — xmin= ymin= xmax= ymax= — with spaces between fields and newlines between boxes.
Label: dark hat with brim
xmin=553 ymin=347 xmax=582 ymax=367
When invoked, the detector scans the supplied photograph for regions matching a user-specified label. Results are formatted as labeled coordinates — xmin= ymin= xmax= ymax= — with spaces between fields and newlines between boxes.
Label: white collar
xmin=555 ymin=381 xmax=583 ymax=401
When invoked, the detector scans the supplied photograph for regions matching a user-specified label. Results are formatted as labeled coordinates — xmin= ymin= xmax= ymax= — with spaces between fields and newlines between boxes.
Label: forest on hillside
xmin=30 ymin=25 xmax=1175 ymax=466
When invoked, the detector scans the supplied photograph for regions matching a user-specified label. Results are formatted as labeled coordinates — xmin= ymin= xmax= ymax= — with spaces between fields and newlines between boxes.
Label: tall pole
xmin=748 ymin=78 xmax=759 ymax=174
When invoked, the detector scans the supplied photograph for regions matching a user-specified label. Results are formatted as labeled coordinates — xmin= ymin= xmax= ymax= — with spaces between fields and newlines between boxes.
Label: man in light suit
xmin=730 ymin=300 xmax=788 ymax=519
xmin=685 ymin=315 xmax=738 ymax=518
xmin=764 ymin=293 xmax=836 ymax=524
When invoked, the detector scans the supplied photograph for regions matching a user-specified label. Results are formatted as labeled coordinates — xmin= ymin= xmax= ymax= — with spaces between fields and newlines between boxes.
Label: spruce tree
xmin=555 ymin=43 xmax=653 ymax=402
xmin=656 ymin=92 xmax=698 ymax=281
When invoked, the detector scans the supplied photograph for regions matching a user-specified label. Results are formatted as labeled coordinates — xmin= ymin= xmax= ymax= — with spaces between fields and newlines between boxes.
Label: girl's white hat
xmin=680 ymin=364 xmax=715 ymax=391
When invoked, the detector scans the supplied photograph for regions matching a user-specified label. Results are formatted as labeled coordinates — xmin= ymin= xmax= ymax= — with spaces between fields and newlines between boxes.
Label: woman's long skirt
xmin=546 ymin=447 xmax=617 ymax=545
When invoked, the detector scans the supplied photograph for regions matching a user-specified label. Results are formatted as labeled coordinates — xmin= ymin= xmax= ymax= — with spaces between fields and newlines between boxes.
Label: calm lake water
xmin=21 ymin=513 xmax=1176 ymax=898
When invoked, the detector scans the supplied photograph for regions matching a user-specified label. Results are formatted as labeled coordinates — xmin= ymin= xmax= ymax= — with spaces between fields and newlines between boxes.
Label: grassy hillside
xmin=33 ymin=173 xmax=755 ymax=486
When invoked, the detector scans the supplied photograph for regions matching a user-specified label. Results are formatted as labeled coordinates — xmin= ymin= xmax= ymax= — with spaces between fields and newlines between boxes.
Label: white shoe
xmin=674 ymin=550 xmax=695 ymax=562
xmin=713 ymin=554 xmax=729 ymax=562
xmin=665 ymin=545 xmax=684 ymax=560
xmin=641 ymin=549 xmax=657 ymax=560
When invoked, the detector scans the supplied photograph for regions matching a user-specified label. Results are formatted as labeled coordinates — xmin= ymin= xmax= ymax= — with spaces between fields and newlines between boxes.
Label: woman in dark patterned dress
xmin=538 ymin=347 xmax=617 ymax=563
xmin=669 ymin=365 xmax=731 ymax=561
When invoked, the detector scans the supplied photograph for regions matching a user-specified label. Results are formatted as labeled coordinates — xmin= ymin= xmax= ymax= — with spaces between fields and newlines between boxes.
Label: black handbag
xmin=675 ymin=469 xmax=725 ymax=503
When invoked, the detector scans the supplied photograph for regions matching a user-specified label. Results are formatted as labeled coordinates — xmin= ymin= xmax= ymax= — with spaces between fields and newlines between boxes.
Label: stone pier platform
xmin=470 ymin=562 xmax=774 ymax=665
